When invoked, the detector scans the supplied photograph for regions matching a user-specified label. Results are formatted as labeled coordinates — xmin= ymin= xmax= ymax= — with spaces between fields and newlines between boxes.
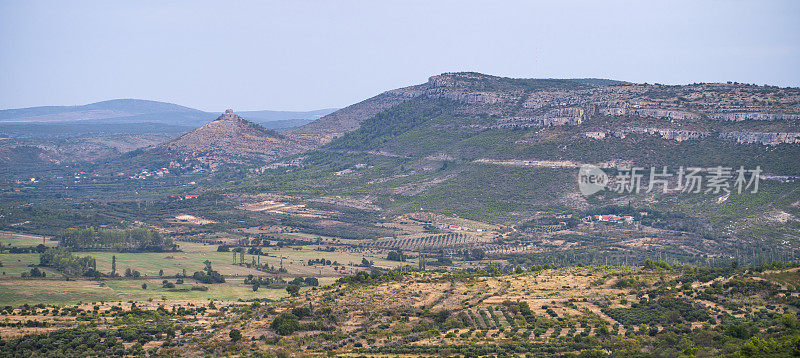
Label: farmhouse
xmin=594 ymin=214 xmax=635 ymax=224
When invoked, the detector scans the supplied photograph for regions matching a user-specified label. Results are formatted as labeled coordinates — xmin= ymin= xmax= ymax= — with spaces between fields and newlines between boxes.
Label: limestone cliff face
xmin=496 ymin=107 xmax=587 ymax=128
xmin=597 ymin=105 xmax=701 ymax=121
xmin=424 ymin=89 xmax=512 ymax=106
xmin=604 ymin=128 xmax=709 ymax=141
xmin=708 ymin=113 xmax=800 ymax=121
xmin=584 ymin=127 xmax=800 ymax=146
xmin=719 ymin=131 xmax=800 ymax=145
xmin=422 ymin=74 xmax=526 ymax=115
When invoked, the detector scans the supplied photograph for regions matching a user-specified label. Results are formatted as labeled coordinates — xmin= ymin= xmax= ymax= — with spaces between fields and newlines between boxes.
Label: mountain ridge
xmin=0 ymin=99 xmax=338 ymax=128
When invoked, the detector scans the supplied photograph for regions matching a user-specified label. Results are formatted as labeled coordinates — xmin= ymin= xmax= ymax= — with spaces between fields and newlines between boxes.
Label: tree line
xmin=56 ymin=227 xmax=175 ymax=252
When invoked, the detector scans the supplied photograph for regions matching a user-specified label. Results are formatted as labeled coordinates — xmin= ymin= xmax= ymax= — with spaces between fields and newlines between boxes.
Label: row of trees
xmin=307 ymin=258 xmax=338 ymax=266
xmin=244 ymin=275 xmax=319 ymax=292
xmin=56 ymin=227 xmax=175 ymax=252
xmin=373 ymin=233 xmax=478 ymax=251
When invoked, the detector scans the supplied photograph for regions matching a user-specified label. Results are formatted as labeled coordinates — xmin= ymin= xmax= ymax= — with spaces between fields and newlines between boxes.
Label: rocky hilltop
xmin=155 ymin=109 xmax=308 ymax=169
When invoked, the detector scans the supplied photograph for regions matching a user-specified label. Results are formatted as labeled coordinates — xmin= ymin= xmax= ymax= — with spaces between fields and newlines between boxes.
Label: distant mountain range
xmin=116 ymin=72 xmax=800 ymax=191
xmin=3 ymin=72 xmax=800 ymax=254
xmin=8 ymin=73 xmax=800 ymax=174
xmin=0 ymin=100 xmax=335 ymax=172
xmin=0 ymin=99 xmax=337 ymax=134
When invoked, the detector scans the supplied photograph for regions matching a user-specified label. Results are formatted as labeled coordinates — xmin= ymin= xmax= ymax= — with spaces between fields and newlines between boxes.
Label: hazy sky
xmin=1 ymin=0 xmax=799 ymax=112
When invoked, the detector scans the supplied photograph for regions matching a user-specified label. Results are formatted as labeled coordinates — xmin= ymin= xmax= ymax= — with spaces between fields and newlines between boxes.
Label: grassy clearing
xmin=84 ymin=242 xmax=403 ymax=277
xmin=760 ymin=269 xmax=800 ymax=288
xmin=0 ymin=231 xmax=57 ymax=248
xmin=0 ymin=277 xmax=291 ymax=306
xmin=0 ymin=279 xmax=121 ymax=306
xmin=0 ymin=253 xmax=61 ymax=277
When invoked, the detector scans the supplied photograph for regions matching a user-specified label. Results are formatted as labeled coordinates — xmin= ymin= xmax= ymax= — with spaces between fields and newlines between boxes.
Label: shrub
xmin=229 ymin=329 xmax=242 ymax=342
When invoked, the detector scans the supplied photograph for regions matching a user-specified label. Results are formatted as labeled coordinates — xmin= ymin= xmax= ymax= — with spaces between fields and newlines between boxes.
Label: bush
xmin=270 ymin=313 xmax=300 ymax=335
xmin=192 ymin=262 xmax=225 ymax=284
xmin=286 ymin=284 xmax=300 ymax=296
xmin=229 ymin=329 xmax=242 ymax=342
xmin=387 ymin=250 xmax=406 ymax=262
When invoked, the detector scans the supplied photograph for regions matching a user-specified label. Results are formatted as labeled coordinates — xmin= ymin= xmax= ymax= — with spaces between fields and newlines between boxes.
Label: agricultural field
xmin=0 ymin=230 xmax=383 ymax=307
xmin=0 ymin=263 xmax=797 ymax=356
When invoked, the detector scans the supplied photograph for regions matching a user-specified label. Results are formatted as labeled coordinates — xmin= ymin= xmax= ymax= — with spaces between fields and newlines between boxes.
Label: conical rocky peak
xmin=156 ymin=108 xmax=308 ymax=164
